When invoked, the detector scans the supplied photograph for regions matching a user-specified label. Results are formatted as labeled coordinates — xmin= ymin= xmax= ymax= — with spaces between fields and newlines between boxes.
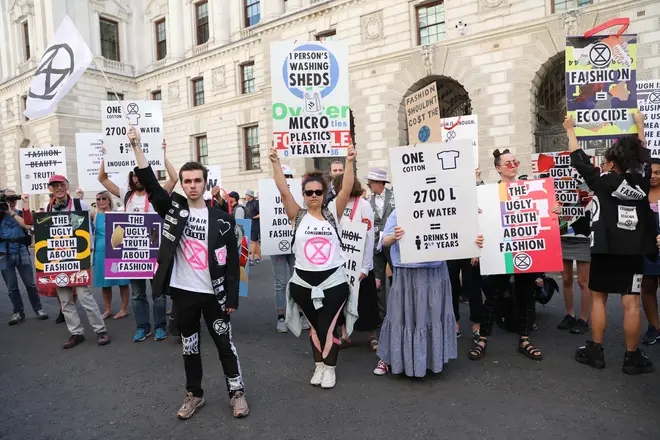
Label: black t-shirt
xmin=246 ymin=199 xmax=259 ymax=229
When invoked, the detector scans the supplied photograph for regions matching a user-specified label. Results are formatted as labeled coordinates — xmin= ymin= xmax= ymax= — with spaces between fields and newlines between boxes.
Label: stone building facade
xmin=0 ymin=0 xmax=658 ymax=206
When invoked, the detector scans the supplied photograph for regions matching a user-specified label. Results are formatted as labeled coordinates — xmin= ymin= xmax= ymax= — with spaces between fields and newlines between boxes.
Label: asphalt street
xmin=1 ymin=263 xmax=658 ymax=440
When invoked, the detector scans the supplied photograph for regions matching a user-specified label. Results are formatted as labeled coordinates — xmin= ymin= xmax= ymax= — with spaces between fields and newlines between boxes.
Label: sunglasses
xmin=96 ymin=197 xmax=108 ymax=201
xmin=501 ymin=160 xmax=520 ymax=169
xmin=304 ymin=190 xmax=324 ymax=197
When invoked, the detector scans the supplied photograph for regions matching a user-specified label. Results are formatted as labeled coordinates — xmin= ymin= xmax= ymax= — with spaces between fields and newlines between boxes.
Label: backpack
xmin=535 ymin=276 xmax=559 ymax=306
xmin=47 ymin=198 xmax=82 ymax=212
xmin=290 ymin=207 xmax=342 ymax=249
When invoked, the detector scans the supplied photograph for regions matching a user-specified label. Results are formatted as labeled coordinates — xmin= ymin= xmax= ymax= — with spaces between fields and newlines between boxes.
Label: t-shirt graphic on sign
xmin=436 ymin=150 xmax=460 ymax=170
xmin=170 ymin=207 xmax=213 ymax=294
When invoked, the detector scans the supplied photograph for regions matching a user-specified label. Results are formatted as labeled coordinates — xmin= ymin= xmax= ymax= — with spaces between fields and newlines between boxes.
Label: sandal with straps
xmin=468 ymin=337 xmax=487 ymax=361
xmin=519 ymin=337 xmax=543 ymax=361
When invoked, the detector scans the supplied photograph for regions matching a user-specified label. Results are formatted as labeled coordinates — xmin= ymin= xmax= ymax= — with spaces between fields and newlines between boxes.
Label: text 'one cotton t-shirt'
xmin=170 ymin=207 xmax=214 ymax=294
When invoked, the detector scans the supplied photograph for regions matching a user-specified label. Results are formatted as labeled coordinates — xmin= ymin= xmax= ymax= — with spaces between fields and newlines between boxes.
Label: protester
xmin=325 ymin=160 xmax=345 ymax=205
xmin=566 ymin=113 xmax=656 ymax=374
xmin=128 ymin=127 xmax=249 ymax=418
xmin=91 ymin=190 xmax=130 ymax=320
xmin=0 ymin=189 xmax=48 ymax=324
xmin=269 ymin=144 xmax=356 ymax=389
xmin=330 ymin=174 xmax=379 ymax=350
xmin=641 ymin=158 xmax=660 ymax=345
xmin=47 ymin=175 xmax=110 ymax=348
xmin=210 ymin=186 xmax=229 ymax=213
xmin=98 ymin=140 xmax=176 ymax=342
xmin=245 ymin=190 xmax=261 ymax=265
xmin=366 ymin=168 xmax=395 ymax=323
xmin=228 ymin=192 xmax=246 ymax=218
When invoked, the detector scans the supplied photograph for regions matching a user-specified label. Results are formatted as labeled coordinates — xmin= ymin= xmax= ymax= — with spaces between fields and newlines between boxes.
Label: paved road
xmin=1 ymin=264 xmax=658 ymax=440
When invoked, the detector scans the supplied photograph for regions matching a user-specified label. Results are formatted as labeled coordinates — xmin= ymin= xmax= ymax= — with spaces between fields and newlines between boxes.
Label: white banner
xmin=389 ymin=140 xmax=480 ymax=263
xmin=75 ymin=133 xmax=122 ymax=192
xmin=638 ymin=80 xmax=660 ymax=157
xmin=270 ymin=41 xmax=351 ymax=158
xmin=203 ymin=165 xmax=223 ymax=200
xmin=258 ymin=178 xmax=304 ymax=255
xmin=20 ymin=147 xmax=68 ymax=194
xmin=340 ymin=218 xmax=368 ymax=299
xmin=441 ymin=114 xmax=479 ymax=168
xmin=102 ymin=100 xmax=165 ymax=172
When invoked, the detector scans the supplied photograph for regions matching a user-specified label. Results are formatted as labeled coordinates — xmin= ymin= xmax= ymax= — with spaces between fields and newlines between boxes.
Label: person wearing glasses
xmin=268 ymin=145 xmax=356 ymax=389
xmin=641 ymin=158 xmax=660 ymax=345
xmin=91 ymin=191 xmax=130 ymax=320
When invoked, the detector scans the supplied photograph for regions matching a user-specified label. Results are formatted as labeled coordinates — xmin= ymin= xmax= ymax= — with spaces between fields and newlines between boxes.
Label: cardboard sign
xmin=637 ymin=80 xmax=660 ymax=157
xmin=34 ymin=211 xmax=91 ymax=288
xmin=19 ymin=147 xmax=68 ymax=195
xmin=75 ymin=133 xmax=122 ymax=192
xmin=104 ymin=213 xmax=162 ymax=279
xmin=565 ymin=34 xmax=638 ymax=140
xmin=532 ymin=150 xmax=598 ymax=237
xmin=405 ymin=83 xmax=442 ymax=144
xmin=102 ymin=100 xmax=165 ymax=172
xmin=258 ymin=178 xmax=304 ymax=255
xmin=478 ymin=179 xmax=562 ymax=275
xmin=389 ymin=140 xmax=480 ymax=263
xmin=271 ymin=41 xmax=351 ymax=158
xmin=235 ymin=218 xmax=251 ymax=297
xmin=340 ymin=218 xmax=368 ymax=299
xmin=441 ymin=114 xmax=479 ymax=168
xmin=204 ymin=165 xmax=223 ymax=200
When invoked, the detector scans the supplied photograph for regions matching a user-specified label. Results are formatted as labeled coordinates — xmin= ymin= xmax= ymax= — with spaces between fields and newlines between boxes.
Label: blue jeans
xmin=0 ymin=248 xmax=42 ymax=315
xmin=271 ymin=254 xmax=295 ymax=312
xmin=131 ymin=279 xmax=167 ymax=331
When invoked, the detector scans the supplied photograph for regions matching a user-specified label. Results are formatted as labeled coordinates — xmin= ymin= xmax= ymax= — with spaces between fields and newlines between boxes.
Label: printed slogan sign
xmin=340 ymin=218 xmax=368 ymax=299
xmin=34 ymin=211 xmax=91 ymax=288
xmin=236 ymin=218 xmax=251 ymax=298
xmin=638 ymin=80 xmax=660 ymax=157
xmin=102 ymin=100 xmax=165 ymax=172
xmin=389 ymin=140 xmax=480 ymax=264
xmin=104 ymin=213 xmax=162 ymax=279
xmin=204 ymin=165 xmax=223 ymax=200
xmin=478 ymin=179 xmax=562 ymax=275
xmin=565 ymin=34 xmax=638 ymax=140
xmin=75 ymin=133 xmax=121 ymax=192
xmin=405 ymin=83 xmax=442 ymax=144
xmin=532 ymin=150 xmax=598 ymax=237
xmin=271 ymin=41 xmax=351 ymax=158
xmin=258 ymin=178 xmax=304 ymax=255
xmin=19 ymin=147 xmax=68 ymax=195
xmin=441 ymin=115 xmax=479 ymax=168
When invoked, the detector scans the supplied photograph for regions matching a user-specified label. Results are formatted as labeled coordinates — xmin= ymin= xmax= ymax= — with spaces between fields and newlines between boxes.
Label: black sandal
xmin=519 ymin=337 xmax=543 ymax=361
xmin=468 ymin=337 xmax=487 ymax=360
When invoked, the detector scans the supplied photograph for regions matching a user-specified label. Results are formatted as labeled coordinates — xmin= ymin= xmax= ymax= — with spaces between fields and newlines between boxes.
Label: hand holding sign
xmin=162 ymin=138 xmax=167 ymax=153
xmin=75 ymin=188 xmax=84 ymax=199
xmin=394 ymin=226 xmax=405 ymax=241
xmin=346 ymin=145 xmax=356 ymax=162
xmin=128 ymin=125 xmax=140 ymax=147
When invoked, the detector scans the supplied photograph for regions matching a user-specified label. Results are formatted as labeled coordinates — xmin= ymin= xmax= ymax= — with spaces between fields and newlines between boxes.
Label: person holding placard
xmin=565 ymin=113 xmax=656 ymax=375
xmin=641 ymin=159 xmax=660 ymax=345
xmin=268 ymin=145 xmax=356 ymax=390
xmin=98 ymin=140 xmax=177 ymax=343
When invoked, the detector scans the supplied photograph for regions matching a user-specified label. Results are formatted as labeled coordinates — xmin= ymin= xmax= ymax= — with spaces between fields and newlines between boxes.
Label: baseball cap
xmin=245 ymin=189 xmax=255 ymax=197
xmin=48 ymin=175 xmax=68 ymax=185
xmin=228 ymin=191 xmax=240 ymax=201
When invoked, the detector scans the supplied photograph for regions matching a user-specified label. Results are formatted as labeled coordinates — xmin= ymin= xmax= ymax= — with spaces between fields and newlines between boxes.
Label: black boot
xmin=622 ymin=349 xmax=655 ymax=375
xmin=55 ymin=311 xmax=65 ymax=324
xmin=575 ymin=340 xmax=605 ymax=369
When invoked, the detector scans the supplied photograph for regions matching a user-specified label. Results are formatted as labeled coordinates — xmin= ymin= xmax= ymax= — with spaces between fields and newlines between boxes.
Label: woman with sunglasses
xmin=91 ymin=191 xmax=130 ymax=319
xmin=565 ymin=113 xmax=655 ymax=374
xmin=471 ymin=149 xmax=544 ymax=362
xmin=268 ymin=145 xmax=356 ymax=389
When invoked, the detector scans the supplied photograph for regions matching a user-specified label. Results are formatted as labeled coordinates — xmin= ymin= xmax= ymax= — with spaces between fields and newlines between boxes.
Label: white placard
xmin=259 ymin=178 xmax=304 ymax=255
xmin=638 ymin=80 xmax=660 ymax=157
xmin=270 ymin=41 xmax=351 ymax=158
xmin=75 ymin=133 xmax=122 ymax=192
xmin=389 ymin=140 xmax=480 ymax=263
xmin=19 ymin=147 xmax=68 ymax=195
xmin=101 ymin=100 xmax=165 ymax=172
xmin=340 ymin=218 xmax=368 ymax=299
xmin=441 ymin=114 xmax=479 ymax=168
xmin=203 ymin=165 xmax=223 ymax=200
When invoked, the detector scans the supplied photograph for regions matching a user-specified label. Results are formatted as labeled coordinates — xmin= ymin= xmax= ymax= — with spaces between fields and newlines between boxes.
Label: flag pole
xmin=93 ymin=58 xmax=122 ymax=101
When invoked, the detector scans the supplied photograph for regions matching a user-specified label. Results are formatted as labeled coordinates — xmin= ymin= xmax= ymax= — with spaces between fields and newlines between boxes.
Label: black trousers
xmin=447 ymin=259 xmax=484 ymax=324
xmin=172 ymin=288 xmax=244 ymax=398
xmin=289 ymin=268 xmax=350 ymax=366
xmin=481 ymin=273 xmax=537 ymax=337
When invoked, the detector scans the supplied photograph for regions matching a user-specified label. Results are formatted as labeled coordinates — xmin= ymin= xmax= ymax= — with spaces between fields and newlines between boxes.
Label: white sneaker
xmin=276 ymin=318 xmax=288 ymax=333
xmin=321 ymin=365 xmax=336 ymax=389
xmin=301 ymin=315 xmax=310 ymax=330
xmin=373 ymin=360 xmax=388 ymax=376
xmin=310 ymin=362 xmax=325 ymax=386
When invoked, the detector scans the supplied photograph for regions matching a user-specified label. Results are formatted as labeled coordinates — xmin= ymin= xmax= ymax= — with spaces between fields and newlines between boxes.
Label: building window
xmin=241 ymin=62 xmax=255 ymax=95
xmin=155 ymin=19 xmax=167 ymax=60
xmin=157 ymin=170 xmax=167 ymax=180
xmin=22 ymin=96 xmax=28 ymax=121
xmin=192 ymin=78 xmax=204 ymax=106
xmin=245 ymin=0 xmax=261 ymax=27
xmin=552 ymin=0 xmax=591 ymax=13
xmin=195 ymin=1 xmax=209 ymax=45
xmin=316 ymin=30 xmax=336 ymax=42
xmin=416 ymin=1 xmax=445 ymax=45
xmin=196 ymin=135 xmax=208 ymax=165
xmin=100 ymin=18 xmax=120 ymax=61
xmin=22 ymin=21 xmax=30 ymax=60
xmin=151 ymin=90 xmax=162 ymax=100
xmin=107 ymin=92 xmax=124 ymax=101
xmin=244 ymin=126 xmax=260 ymax=170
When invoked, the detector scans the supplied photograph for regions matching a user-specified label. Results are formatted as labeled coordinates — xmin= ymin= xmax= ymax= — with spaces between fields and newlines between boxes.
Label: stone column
xmin=0 ymin=13 xmax=9 ymax=81
xmin=212 ymin=0 xmax=230 ymax=44
xmin=168 ymin=0 xmax=184 ymax=59
xmin=228 ymin=0 xmax=241 ymax=37
xmin=263 ymin=0 xmax=285 ymax=21
xmin=287 ymin=0 xmax=303 ymax=13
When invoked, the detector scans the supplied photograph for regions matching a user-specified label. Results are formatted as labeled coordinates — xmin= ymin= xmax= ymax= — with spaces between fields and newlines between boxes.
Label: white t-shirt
xmin=170 ymin=207 xmax=214 ymax=294
xmin=294 ymin=212 xmax=345 ymax=272
xmin=120 ymin=187 xmax=156 ymax=213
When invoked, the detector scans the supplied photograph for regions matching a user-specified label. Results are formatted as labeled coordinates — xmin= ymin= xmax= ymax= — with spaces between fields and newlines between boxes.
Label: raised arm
xmin=334 ymin=146 xmax=356 ymax=220
xmin=565 ymin=115 xmax=605 ymax=193
xmin=128 ymin=126 xmax=171 ymax=218
xmin=269 ymin=146 xmax=301 ymax=221
xmin=21 ymin=194 xmax=33 ymax=226
xmin=98 ymin=154 xmax=121 ymax=198
xmin=223 ymin=215 xmax=240 ymax=311
xmin=161 ymin=139 xmax=179 ymax=194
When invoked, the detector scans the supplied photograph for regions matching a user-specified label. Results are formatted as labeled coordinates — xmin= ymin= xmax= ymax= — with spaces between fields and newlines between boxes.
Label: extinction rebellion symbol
xmin=28 ymin=44 xmax=75 ymax=100
xmin=588 ymin=43 xmax=612 ymax=69
xmin=513 ymin=253 xmax=532 ymax=271
xmin=55 ymin=273 xmax=70 ymax=287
